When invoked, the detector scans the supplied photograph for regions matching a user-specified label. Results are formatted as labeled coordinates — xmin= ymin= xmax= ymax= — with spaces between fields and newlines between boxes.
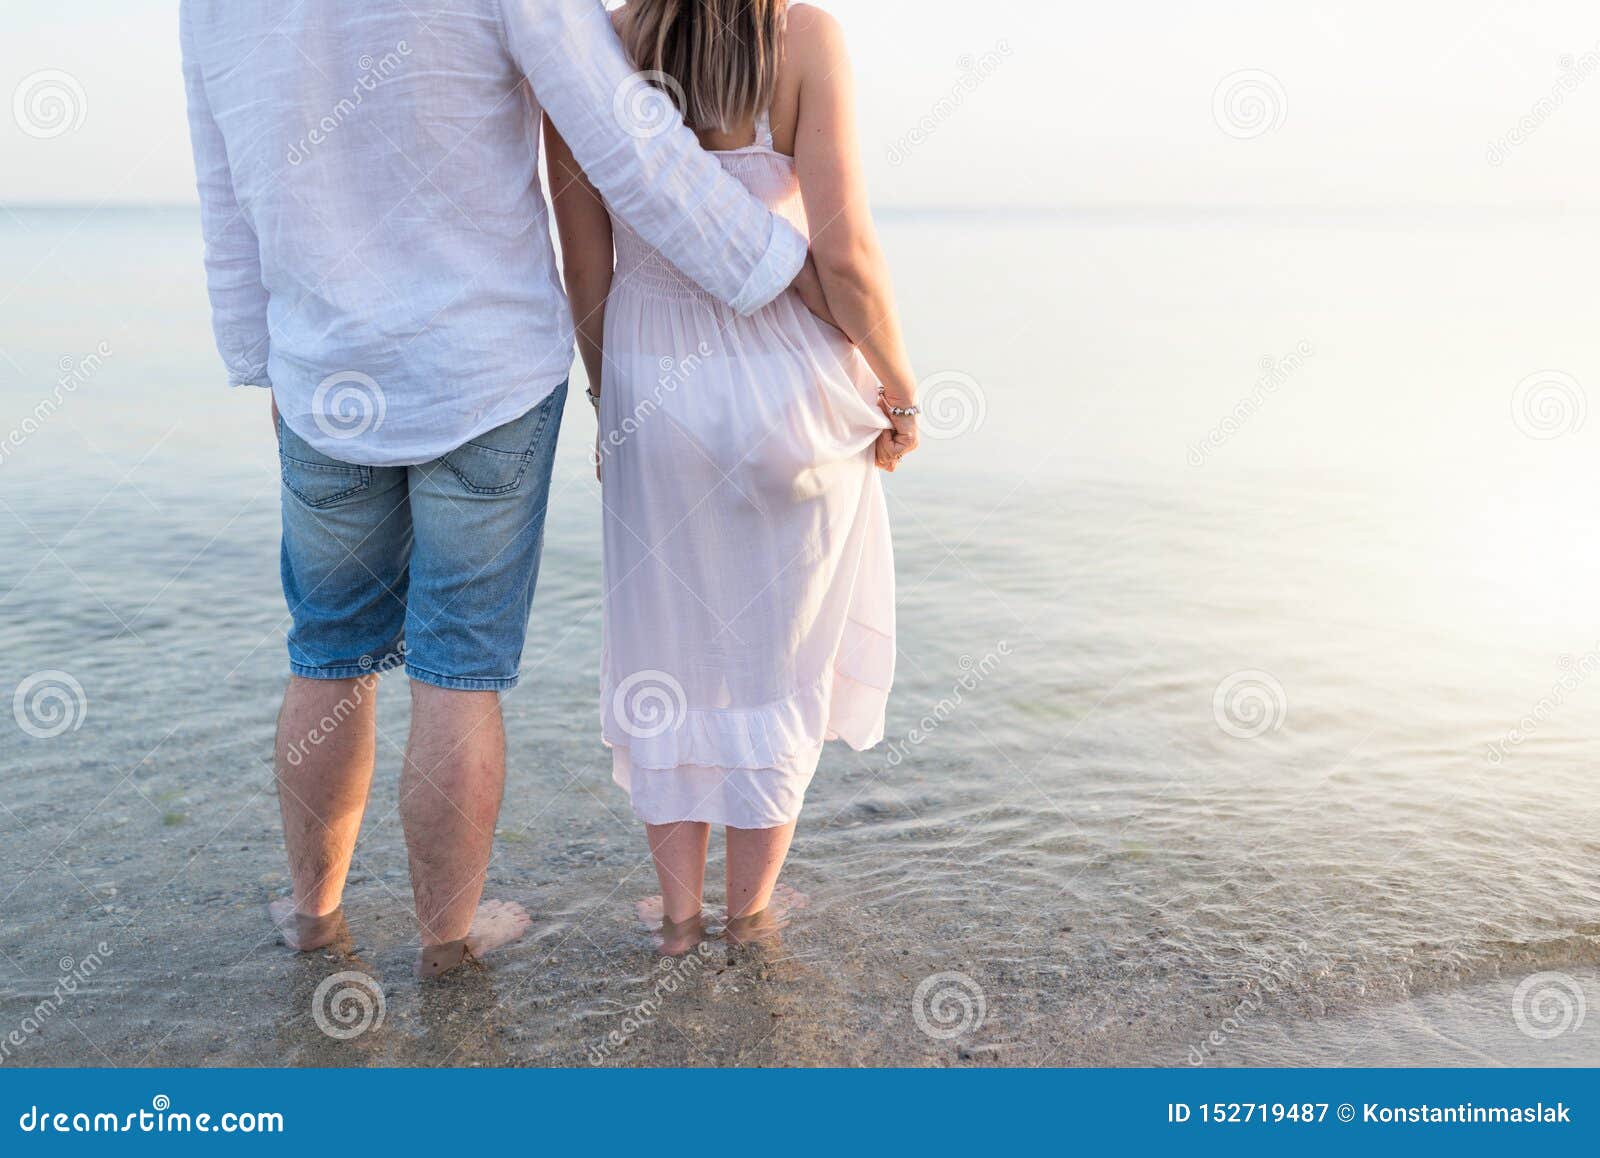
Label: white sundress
xmin=599 ymin=111 xmax=896 ymax=830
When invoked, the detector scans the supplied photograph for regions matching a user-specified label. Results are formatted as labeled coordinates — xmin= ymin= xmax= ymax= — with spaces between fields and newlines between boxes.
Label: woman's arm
xmin=544 ymin=113 xmax=614 ymax=403
xmin=789 ymin=6 xmax=920 ymax=470
xmin=504 ymin=0 xmax=804 ymax=315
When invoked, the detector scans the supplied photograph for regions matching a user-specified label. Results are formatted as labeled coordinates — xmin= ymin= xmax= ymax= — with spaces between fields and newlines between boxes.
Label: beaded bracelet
xmin=878 ymin=388 xmax=919 ymax=417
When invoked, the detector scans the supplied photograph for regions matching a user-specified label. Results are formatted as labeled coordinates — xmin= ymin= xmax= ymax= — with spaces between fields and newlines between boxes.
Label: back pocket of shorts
xmin=438 ymin=395 xmax=556 ymax=495
xmin=281 ymin=454 xmax=371 ymax=508
xmin=278 ymin=420 xmax=371 ymax=509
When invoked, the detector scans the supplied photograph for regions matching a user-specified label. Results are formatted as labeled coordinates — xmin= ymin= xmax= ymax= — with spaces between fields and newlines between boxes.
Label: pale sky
xmin=2 ymin=0 xmax=1599 ymax=208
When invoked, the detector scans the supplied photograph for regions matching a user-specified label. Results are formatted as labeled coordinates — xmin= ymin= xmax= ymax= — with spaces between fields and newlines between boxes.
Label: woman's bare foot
xmin=659 ymin=912 xmax=707 ymax=956
xmin=636 ymin=902 xmax=707 ymax=953
xmin=268 ymin=898 xmax=346 ymax=951
xmin=768 ymin=882 xmax=808 ymax=917
xmin=635 ymin=895 xmax=666 ymax=928
xmin=724 ymin=882 xmax=808 ymax=926
xmin=723 ymin=883 xmax=809 ymax=947
xmin=417 ymin=899 xmax=532 ymax=979
xmin=636 ymin=895 xmax=707 ymax=956
xmin=723 ymin=910 xmax=772 ymax=946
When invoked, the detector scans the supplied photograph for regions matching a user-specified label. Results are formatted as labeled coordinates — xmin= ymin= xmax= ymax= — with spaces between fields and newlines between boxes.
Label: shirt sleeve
xmin=180 ymin=8 xmax=273 ymax=388
xmin=498 ymin=0 xmax=806 ymax=315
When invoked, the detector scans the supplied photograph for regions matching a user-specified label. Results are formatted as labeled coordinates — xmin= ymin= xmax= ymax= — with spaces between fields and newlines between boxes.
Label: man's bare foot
xmin=417 ymin=899 xmax=532 ymax=979
xmin=466 ymin=899 xmax=533 ymax=955
xmin=636 ymin=895 xmax=707 ymax=956
xmin=268 ymin=898 xmax=346 ymax=951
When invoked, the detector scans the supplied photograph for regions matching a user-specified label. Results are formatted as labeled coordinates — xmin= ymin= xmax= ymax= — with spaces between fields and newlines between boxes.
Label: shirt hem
xmin=274 ymin=370 xmax=569 ymax=467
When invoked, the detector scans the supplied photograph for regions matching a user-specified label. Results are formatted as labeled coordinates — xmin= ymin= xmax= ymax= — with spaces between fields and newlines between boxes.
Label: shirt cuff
xmin=229 ymin=374 xmax=273 ymax=390
xmin=727 ymin=216 xmax=807 ymax=317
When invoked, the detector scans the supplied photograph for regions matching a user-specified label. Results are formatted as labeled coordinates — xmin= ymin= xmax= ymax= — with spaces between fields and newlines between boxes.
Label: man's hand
xmin=790 ymin=254 xmax=840 ymax=332
xmin=270 ymin=393 xmax=280 ymax=438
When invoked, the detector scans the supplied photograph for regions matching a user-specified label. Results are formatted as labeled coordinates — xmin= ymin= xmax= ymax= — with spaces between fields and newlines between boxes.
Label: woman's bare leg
xmin=646 ymin=822 xmax=710 ymax=925
xmin=725 ymin=820 xmax=797 ymax=920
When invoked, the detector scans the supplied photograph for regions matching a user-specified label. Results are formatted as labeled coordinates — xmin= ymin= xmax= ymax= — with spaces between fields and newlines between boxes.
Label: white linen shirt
xmin=180 ymin=0 xmax=807 ymax=465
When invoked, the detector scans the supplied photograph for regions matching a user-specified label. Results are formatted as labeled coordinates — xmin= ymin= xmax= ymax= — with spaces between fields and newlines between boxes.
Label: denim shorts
xmin=276 ymin=382 xmax=566 ymax=691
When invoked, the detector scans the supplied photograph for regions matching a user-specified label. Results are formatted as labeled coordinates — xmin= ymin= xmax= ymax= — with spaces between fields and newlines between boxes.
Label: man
xmin=181 ymin=0 xmax=820 ymax=977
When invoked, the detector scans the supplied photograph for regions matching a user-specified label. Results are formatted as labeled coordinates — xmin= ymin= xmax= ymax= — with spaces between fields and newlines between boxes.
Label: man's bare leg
xmin=400 ymin=683 xmax=531 ymax=978
xmin=270 ymin=674 xmax=378 ymax=950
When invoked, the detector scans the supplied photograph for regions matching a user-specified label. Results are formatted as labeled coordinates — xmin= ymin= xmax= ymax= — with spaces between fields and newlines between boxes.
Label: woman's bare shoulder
xmin=785 ymin=3 xmax=849 ymax=68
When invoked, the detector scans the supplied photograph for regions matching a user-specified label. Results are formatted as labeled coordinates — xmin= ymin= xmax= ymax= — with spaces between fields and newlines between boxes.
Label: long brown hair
xmin=620 ymin=0 xmax=787 ymax=134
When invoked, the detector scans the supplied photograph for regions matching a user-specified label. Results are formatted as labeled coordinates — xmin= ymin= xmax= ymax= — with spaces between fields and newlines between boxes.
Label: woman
xmin=546 ymin=0 xmax=920 ymax=948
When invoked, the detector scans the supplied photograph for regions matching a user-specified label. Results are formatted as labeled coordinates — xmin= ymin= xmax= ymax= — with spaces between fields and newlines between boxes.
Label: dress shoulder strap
xmin=754 ymin=108 xmax=775 ymax=150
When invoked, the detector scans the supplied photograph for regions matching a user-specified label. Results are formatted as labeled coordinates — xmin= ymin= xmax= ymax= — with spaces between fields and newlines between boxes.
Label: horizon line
xmin=6 ymin=200 xmax=1600 ymax=219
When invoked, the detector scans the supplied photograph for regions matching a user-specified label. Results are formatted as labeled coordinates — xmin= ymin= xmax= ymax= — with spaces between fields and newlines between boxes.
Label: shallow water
xmin=1 ymin=206 xmax=1598 ymax=1066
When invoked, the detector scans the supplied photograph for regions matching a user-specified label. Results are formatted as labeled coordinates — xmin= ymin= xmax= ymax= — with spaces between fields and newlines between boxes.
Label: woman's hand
xmin=874 ymin=396 xmax=919 ymax=472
